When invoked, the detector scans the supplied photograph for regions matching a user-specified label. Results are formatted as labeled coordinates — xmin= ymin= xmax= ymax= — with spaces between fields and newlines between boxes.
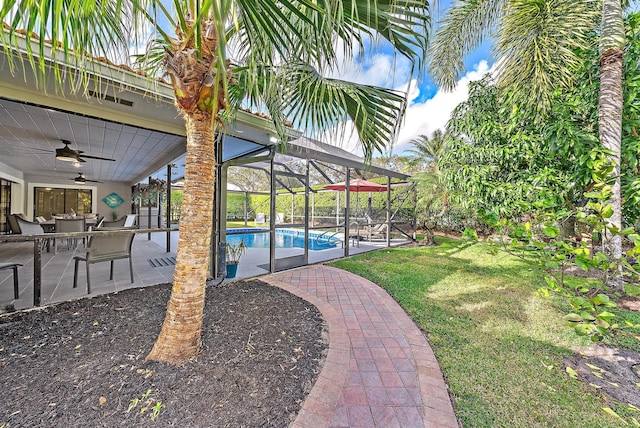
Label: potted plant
xmin=225 ymin=239 xmax=246 ymax=279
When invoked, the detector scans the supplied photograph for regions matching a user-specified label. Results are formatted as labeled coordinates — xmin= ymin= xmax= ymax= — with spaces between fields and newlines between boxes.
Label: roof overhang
xmin=0 ymin=34 xmax=290 ymax=184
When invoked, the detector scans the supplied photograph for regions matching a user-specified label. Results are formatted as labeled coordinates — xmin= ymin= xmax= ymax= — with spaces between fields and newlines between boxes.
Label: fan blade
xmin=78 ymin=154 xmax=116 ymax=162
xmin=57 ymin=140 xmax=115 ymax=162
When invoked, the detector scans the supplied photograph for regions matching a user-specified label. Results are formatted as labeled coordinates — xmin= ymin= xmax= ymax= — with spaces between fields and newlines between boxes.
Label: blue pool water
xmin=226 ymin=228 xmax=340 ymax=250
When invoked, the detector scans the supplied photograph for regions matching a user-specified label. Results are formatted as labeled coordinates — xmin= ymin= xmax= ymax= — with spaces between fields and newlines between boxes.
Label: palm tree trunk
xmin=146 ymin=112 xmax=216 ymax=363
xmin=599 ymin=0 xmax=625 ymax=286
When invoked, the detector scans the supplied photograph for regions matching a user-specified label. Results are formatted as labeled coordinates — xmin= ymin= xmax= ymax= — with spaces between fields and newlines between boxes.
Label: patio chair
xmin=255 ymin=213 xmax=265 ymax=225
xmin=13 ymin=215 xmax=51 ymax=251
xmin=367 ymin=222 xmax=388 ymax=240
xmin=91 ymin=216 xmax=105 ymax=230
xmin=13 ymin=215 xmax=45 ymax=234
xmin=0 ymin=263 xmax=23 ymax=299
xmin=88 ymin=215 xmax=104 ymax=231
xmin=55 ymin=217 xmax=86 ymax=251
xmin=124 ymin=214 xmax=137 ymax=228
xmin=348 ymin=221 xmax=361 ymax=247
xmin=73 ymin=231 xmax=135 ymax=294
xmin=7 ymin=214 xmax=21 ymax=234
xmin=100 ymin=217 xmax=126 ymax=228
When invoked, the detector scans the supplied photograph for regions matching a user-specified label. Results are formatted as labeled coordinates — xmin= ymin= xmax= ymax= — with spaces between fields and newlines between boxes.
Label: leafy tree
xmin=441 ymin=77 xmax=574 ymax=219
xmin=1 ymin=0 xmax=431 ymax=363
xmin=440 ymin=12 xmax=640 ymax=233
xmin=372 ymin=154 xmax=413 ymax=174
xmin=429 ymin=0 xmax=630 ymax=268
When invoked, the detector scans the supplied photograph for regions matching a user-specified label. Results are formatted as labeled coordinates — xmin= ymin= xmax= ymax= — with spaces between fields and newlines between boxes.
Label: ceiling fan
xmin=71 ymin=173 xmax=102 ymax=184
xmin=56 ymin=140 xmax=116 ymax=163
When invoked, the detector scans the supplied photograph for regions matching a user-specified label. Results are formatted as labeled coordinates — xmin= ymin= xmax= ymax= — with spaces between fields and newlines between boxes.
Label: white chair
xmin=275 ymin=213 xmax=284 ymax=224
xmin=255 ymin=213 xmax=265 ymax=225
xmin=124 ymin=214 xmax=137 ymax=227
xmin=13 ymin=215 xmax=51 ymax=251
xmin=13 ymin=215 xmax=45 ymax=235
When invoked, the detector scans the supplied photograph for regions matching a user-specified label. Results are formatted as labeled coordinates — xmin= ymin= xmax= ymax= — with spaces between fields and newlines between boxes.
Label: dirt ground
xmin=567 ymin=344 xmax=640 ymax=408
xmin=0 ymin=279 xmax=327 ymax=427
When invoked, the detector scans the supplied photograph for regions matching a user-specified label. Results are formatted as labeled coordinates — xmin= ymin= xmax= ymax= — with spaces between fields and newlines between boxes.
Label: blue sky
xmin=346 ymin=0 xmax=640 ymax=156
xmin=323 ymin=0 xmax=498 ymax=156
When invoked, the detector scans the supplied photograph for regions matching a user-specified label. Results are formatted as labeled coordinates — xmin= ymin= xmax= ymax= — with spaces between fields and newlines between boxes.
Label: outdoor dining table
xmin=40 ymin=218 xmax=97 ymax=232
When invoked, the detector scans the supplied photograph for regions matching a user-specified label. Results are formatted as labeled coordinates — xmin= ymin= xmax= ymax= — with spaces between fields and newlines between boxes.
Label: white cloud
xmin=320 ymin=60 xmax=494 ymax=157
xmin=393 ymin=60 xmax=493 ymax=153
xmin=313 ymin=33 xmax=495 ymax=158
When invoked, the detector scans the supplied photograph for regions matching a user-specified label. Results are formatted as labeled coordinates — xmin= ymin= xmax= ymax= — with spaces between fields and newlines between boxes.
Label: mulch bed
xmin=0 ymin=279 xmax=327 ymax=427
xmin=567 ymin=345 xmax=640 ymax=408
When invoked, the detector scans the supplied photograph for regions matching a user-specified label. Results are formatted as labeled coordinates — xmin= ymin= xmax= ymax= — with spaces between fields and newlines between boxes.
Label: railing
xmin=314 ymin=230 xmax=342 ymax=247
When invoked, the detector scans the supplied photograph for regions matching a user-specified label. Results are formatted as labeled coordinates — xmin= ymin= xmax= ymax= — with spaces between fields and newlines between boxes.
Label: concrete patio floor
xmin=1 ymin=230 xmax=409 ymax=311
xmin=0 ymin=232 xmax=177 ymax=311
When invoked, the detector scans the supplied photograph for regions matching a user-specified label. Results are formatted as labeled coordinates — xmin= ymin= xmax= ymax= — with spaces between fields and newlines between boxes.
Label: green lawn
xmin=330 ymin=237 xmax=639 ymax=427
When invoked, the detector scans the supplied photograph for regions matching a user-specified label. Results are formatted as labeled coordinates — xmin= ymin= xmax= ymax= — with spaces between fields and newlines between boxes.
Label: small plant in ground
xmin=151 ymin=401 xmax=164 ymax=421
xmin=461 ymin=228 xmax=478 ymax=241
xmin=127 ymin=397 xmax=140 ymax=413
xmin=127 ymin=389 xmax=165 ymax=422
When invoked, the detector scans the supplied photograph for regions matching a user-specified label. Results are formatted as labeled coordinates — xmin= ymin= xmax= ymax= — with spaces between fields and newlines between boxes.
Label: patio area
xmin=0 ymin=231 xmax=176 ymax=311
xmin=1 ymin=229 xmax=409 ymax=312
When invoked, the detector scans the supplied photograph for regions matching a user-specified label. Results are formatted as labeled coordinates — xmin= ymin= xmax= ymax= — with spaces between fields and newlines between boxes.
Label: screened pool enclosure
xmin=203 ymin=134 xmax=416 ymax=279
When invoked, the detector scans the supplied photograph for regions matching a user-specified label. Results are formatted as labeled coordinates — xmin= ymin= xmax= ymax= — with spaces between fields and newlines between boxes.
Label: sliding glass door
xmin=34 ymin=187 xmax=92 ymax=219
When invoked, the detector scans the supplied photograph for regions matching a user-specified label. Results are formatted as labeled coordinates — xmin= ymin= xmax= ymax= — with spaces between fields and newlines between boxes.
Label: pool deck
xmin=150 ymin=230 xmax=409 ymax=281
xmin=1 ymin=230 xmax=407 ymax=309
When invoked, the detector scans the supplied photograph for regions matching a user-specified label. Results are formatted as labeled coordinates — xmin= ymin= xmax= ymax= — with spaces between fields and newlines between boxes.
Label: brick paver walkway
xmin=263 ymin=265 xmax=458 ymax=428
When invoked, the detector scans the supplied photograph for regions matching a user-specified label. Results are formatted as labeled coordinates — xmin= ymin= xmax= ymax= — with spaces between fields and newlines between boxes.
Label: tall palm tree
xmin=406 ymin=129 xmax=449 ymax=173
xmin=599 ymin=0 xmax=625 ymax=281
xmin=1 ymin=0 xmax=431 ymax=363
xmin=429 ymin=0 xmax=626 ymax=265
xmin=407 ymin=131 xmax=450 ymax=244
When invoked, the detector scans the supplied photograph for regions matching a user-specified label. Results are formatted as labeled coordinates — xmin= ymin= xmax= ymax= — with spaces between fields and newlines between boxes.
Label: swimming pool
xmin=226 ymin=228 xmax=340 ymax=250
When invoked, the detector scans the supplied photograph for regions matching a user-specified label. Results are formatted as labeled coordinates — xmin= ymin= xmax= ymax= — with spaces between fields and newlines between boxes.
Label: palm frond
xmin=1 ymin=0 xmax=135 ymax=89
xmin=429 ymin=0 xmax=507 ymax=91
xmin=278 ymin=62 xmax=406 ymax=162
xmin=407 ymin=130 xmax=450 ymax=169
xmin=228 ymin=0 xmax=430 ymax=75
xmin=497 ymin=0 xmax=599 ymax=111
xmin=226 ymin=60 xmax=291 ymax=140
xmin=336 ymin=0 xmax=432 ymax=72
